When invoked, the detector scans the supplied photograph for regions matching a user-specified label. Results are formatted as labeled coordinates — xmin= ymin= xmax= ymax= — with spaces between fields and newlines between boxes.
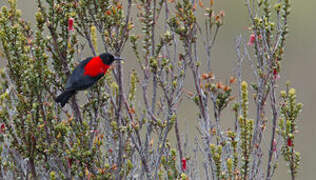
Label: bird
xmin=55 ymin=53 xmax=122 ymax=107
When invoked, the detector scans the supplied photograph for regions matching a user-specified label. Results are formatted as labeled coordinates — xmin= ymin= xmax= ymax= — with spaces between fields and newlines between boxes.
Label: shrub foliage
xmin=0 ymin=0 xmax=302 ymax=179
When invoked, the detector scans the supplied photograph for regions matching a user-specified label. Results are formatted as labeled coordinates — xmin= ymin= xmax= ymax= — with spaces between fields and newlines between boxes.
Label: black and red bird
xmin=55 ymin=53 xmax=122 ymax=107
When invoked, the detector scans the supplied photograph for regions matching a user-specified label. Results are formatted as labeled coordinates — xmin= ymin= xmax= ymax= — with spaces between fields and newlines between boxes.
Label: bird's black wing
xmin=65 ymin=57 xmax=103 ymax=91
xmin=78 ymin=57 xmax=93 ymax=67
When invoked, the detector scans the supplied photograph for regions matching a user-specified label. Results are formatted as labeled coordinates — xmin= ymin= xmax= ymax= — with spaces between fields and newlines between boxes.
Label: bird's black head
xmin=99 ymin=53 xmax=123 ymax=65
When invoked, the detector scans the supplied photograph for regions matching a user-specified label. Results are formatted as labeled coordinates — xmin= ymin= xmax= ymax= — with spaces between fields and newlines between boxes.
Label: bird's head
xmin=99 ymin=53 xmax=123 ymax=65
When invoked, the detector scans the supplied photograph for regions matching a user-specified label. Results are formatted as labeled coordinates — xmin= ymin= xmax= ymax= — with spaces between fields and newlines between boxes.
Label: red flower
xmin=248 ymin=33 xmax=255 ymax=46
xmin=273 ymin=68 xmax=280 ymax=80
xmin=0 ymin=123 xmax=4 ymax=133
xmin=216 ymin=82 xmax=224 ymax=89
xmin=181 ymin=158 xmax=187 ymax=171
xmin=68 ymin=18 xmax=74 ymax=32
xmin=106 ymin=10 xmax=112 ymax=15
xmin=287 ymin=138 xmax=293 ymax=147
xmin=229 ymin=76 xmax=237 ymax=84
xmin=67 ymin=157 xmax=73 ymax=168
xmin=223 ymin=85 xmax=231 ymax=92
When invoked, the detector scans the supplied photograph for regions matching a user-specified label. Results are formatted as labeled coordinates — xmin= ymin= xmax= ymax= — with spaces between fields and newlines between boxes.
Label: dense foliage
xmin=0 ymin=0 xmax=302 ymax=179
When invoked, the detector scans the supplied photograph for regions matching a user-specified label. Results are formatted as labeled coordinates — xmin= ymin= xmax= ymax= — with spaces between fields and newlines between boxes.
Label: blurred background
xmin=0 ymin=0 xmax=314 ymax=179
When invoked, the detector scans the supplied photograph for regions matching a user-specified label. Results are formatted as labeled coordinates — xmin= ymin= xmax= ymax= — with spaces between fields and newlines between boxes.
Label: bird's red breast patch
xmin=84 ymin=56 xmax=110 ymax=77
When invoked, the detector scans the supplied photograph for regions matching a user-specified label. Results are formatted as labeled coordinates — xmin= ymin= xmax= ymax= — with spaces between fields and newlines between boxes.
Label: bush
xmin=0 ymin=0 xmax=302 ymax=179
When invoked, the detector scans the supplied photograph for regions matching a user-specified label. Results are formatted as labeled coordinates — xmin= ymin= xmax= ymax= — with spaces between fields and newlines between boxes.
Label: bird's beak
xmin=114 ymin=57 xmax=124 ymax=61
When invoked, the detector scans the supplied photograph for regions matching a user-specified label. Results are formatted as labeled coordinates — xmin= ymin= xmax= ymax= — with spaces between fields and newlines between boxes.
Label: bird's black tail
xmin=55 ymin=90 xmax=76 ymax=107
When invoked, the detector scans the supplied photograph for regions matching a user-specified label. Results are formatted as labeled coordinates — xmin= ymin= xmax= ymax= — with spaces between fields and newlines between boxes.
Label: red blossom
xmin=67 ymin=157 xmax=73 ymax=168
xmin=68 ymin=18 xmax=74 ymax=32
xmin=287 ymin=138 xmax=293 ymax=147
xmin=181 ymin=158 xmax=187 ymax=171
xmin=216 ymin=82 xmax=224 ymax=89
xmin=229 ymin=76 xmax=237 ymax=84
xmin=106 ymin=10 xmax=112 ymax=15
xmin=273 ymin=69 xmax=280 ymax=80
xmin=248 ymin=33 xmax=255 ymax=46
xmin=31 ymin=134 xmax=36 ymax=143
xmin=0 ymin=123 xmax=5 ymax=133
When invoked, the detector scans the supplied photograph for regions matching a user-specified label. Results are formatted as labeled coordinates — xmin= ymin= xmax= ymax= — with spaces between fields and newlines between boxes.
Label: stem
xmin=174 ymin=115 xmax=184 ymax=170
xmin=29 ymin=158 xmax=37 ymax=180
xmin=86 ymin=33 xmax=97 ymax=56
xmin=290 ymin=153 xmax=296 ymax=180
xmin=154 ymin=111 xmax=174 ymax=179
xmin=151 ymin=0 xmax=158 ymax=113
xmin=266 ymin=80 xmax=278 ymax=180
xmin=115 ymin=53 xmax=124 ymax=178
xmin=70 ymin=95 xmax=82 ymax=123
xmin=122 ymin=94 xmax=151 ymax=178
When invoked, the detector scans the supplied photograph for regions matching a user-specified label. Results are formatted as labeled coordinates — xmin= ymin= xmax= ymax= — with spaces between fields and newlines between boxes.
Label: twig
xmin=266 ymin=80 xmax=278 ymax=180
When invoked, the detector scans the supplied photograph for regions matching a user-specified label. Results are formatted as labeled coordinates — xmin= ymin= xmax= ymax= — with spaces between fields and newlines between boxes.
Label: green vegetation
xmin=0 ymin=0 xmax=302 ymax=179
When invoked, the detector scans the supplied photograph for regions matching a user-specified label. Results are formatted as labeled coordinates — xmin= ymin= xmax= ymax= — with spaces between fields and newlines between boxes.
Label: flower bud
xmin=288 ymin=88 xmax=296 ymax=96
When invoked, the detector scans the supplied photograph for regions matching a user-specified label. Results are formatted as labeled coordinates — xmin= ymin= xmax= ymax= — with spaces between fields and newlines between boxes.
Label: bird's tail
xmin=55 ymin=90 xmax=76 ymax=107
